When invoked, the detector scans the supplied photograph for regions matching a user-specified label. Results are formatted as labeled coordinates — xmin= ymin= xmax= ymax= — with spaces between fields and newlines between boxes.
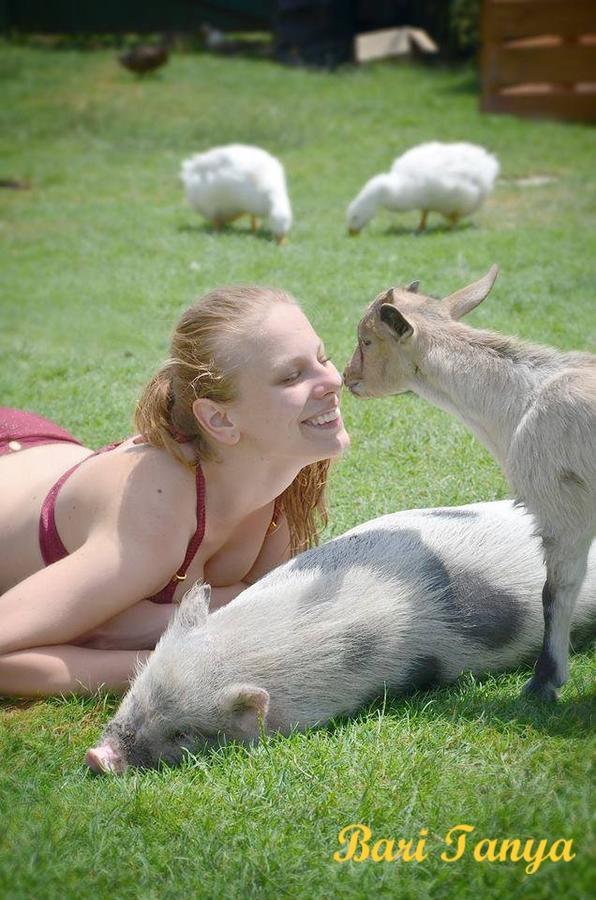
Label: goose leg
xmin=415 ymin=210 xmax=428 ymax=234
xmin=212 ymin=213 xmax=244 ymax=230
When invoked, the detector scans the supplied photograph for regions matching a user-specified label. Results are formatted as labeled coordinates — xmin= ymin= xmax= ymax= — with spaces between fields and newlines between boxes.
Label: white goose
xmin=347 ymin=141 xmax=500 ymax=234
xmin=180 ymin=144 xmax=293 ymax=244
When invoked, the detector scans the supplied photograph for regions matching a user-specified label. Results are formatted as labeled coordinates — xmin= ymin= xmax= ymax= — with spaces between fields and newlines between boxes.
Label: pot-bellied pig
xmin=343 ymin=265 xmax=596 ymax=702
xmin=86 ymin=500 xmax=596 ymax=773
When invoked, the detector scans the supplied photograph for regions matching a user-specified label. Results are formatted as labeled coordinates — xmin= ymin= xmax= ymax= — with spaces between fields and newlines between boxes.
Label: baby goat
xmin=344 ymin=265 xmax=596 ymax=701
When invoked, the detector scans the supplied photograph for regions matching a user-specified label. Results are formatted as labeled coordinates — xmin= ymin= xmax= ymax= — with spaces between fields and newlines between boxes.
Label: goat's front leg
xmin=523 ymin=547 xmax=589 ymax=701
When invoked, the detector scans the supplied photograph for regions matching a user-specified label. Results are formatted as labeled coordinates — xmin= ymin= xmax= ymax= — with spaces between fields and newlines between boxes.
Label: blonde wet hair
xmin=135 ymin=286 xmax=330 ymax=554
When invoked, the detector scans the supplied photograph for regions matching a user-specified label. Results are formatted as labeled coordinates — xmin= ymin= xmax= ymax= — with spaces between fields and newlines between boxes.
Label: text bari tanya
xmin=333 ymin=823 xmax=575 ymax=875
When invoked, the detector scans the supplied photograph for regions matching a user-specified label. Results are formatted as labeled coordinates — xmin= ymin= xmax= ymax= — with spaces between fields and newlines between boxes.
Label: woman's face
xmin=227 ymin=304 xmax=350 ymax=464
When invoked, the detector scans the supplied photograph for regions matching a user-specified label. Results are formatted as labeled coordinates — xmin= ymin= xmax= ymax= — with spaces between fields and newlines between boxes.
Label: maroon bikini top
xmin=39 ymin=443 xmax=206 ymax=604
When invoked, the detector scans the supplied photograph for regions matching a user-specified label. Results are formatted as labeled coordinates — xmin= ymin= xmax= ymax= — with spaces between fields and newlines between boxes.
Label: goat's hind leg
xmin=523 ymin=544 xmax=590 ymax=701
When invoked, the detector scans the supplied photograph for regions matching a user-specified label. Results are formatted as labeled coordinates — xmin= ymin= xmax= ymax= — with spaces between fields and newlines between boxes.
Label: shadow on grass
xmin=0 ymin=698 xmax=41 ymax=712
xmin=177 ymin=220 xmax=279 ymax=244
xmin=436 ymin=69 xmax=481 ymax=95
xmin=356 ymin=673 xmax=596 ymax=740
xmin=379 ymin=221 xmax=476 ymax=238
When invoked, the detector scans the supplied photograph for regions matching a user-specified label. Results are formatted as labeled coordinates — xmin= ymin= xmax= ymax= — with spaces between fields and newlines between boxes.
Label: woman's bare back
xmin=0 ymin=442 xmax=94 ymax=589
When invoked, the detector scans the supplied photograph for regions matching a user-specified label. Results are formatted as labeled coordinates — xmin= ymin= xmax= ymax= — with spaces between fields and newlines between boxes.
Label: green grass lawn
xmin=1 ymin=41 xmax=594 ymax=899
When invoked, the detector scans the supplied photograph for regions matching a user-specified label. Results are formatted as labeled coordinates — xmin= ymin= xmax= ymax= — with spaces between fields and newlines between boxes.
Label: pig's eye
xmin=169 ymin=729 xmax=191 ymax=744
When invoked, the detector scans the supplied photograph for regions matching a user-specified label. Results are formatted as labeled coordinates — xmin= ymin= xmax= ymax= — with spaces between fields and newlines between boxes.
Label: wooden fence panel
xmin=481 ymin=0 xmax=596 ymax=122
xmin=484 ymin=44 xmax=596 ymax=85
xmin=486 ymin=0 xmax=596 ymax=41
xmin=485 ymin=90 xmax=596 ymax=121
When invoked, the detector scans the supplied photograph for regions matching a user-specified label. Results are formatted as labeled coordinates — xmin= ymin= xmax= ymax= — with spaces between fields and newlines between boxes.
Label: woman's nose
xmin=314 ymin=361 xmax=342 ymax=396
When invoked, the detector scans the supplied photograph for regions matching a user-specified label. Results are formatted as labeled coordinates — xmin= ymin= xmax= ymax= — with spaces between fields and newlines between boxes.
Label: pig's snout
xmin=85 ymin=742 xmax=127 ymax=775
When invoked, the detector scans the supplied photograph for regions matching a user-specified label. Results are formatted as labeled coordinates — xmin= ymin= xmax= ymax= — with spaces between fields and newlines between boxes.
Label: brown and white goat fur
xmin=344 ymin=265 xmax=596 ymax=701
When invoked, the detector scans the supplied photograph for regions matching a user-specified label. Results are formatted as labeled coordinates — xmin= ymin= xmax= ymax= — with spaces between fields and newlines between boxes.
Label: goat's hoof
xmin=521 ymin=676 xmax=560 ymax=702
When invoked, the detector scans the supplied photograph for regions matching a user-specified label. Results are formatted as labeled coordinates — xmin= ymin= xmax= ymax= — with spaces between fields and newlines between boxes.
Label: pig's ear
xmin=218 ymin=684 xmax=270 ymax=740
xmin=175 ymin=581 xmax=210 ymax=630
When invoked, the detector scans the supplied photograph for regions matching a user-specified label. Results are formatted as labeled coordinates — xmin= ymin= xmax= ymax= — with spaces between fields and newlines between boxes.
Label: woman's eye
xmin=319 ymin=356 xmax=330 ymax=365
xmin=282 ymin=372 xmax=300 ymax=384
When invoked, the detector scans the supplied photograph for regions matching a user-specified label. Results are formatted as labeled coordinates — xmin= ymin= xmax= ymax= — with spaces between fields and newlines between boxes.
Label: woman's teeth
xmin=304 ymin=408 xmax=339 ymax=426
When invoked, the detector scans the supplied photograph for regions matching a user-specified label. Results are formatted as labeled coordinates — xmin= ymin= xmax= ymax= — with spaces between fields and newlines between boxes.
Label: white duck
xmin=347 ymin=141 xmax=500 ymax=234
xmin=180 ymin=144 xmax=293 ymax=244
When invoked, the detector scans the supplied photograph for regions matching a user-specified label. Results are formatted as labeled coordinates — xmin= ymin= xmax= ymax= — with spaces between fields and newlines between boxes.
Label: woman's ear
xmin=192 ymin=398 xmax=240 ymax=446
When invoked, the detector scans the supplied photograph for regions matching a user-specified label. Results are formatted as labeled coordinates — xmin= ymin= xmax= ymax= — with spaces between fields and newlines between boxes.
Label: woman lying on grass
xmin=0 ymin=287 xmax=349 ymax=697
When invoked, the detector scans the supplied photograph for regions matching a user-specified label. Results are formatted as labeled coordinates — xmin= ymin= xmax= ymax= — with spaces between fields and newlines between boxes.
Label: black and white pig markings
xmin=86 ymin=501 xmax=596 ymax=773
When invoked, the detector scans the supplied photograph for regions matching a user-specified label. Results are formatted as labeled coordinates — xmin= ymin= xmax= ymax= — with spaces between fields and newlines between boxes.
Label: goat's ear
xmin=379 ymin=304 xmax=414 ymax=340
xmin=406 ymin=280 xmax=420 ymax=293
xmin=442 ymin=264 xmax=499 ymax=320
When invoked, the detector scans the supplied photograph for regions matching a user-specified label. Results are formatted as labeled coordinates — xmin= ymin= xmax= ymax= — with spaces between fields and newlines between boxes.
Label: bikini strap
xmin=147 ymin=462 xmax=206 ymax=604
xmin=39 ymin=461 xmax=83 ymax=564
xmin=172 ymin=462 xmax=206 ymax=582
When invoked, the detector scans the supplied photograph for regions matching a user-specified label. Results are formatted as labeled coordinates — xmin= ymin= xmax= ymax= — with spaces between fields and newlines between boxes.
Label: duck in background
xmin=180 ymin=144 xmax=293 ymax=245
xmin=347 ymin=142 xmax=500 ymax=235
xmin=118 ymin=43 xmax=169 ymax=76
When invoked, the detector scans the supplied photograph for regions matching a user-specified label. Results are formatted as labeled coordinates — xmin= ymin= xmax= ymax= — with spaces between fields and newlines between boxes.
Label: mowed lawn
xmin=0 ymin=41 xmax=594 ymax=900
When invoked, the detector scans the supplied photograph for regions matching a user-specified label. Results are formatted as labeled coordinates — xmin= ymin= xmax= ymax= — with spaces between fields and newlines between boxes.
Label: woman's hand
xmin=74 ymin=601 xmax=177 ymax=650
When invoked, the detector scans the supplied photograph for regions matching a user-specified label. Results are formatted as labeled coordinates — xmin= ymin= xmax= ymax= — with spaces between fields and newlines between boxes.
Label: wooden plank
xmin=481 ymin=88 xmax=596 ymax=121
xmin=484 ymin=43 xmax=596 ymax=84
xmin=485 ymin=1 xmax=596 ymax=41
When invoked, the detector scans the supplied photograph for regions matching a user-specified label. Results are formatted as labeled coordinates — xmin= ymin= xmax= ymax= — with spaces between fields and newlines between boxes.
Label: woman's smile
xmin=301 ymin=405 xmax=342 ymax=429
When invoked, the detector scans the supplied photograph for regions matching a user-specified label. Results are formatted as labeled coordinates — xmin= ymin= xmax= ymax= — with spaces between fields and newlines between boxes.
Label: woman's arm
xmin=0 ymin=520 xmax=189 ymax=657
xmin=75 ymin=601 xmax=178 ymax=650
xmin=78 ymin=587 xmax=255 ymax=647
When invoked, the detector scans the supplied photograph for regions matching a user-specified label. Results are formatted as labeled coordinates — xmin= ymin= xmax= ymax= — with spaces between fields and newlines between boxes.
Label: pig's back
xmin=207 ymin=500 xmax=595 ymax=727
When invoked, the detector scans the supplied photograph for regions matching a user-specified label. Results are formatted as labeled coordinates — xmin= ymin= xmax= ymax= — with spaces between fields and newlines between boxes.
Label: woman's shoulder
xmin=65 ymin=438 xmax=199 ymax=547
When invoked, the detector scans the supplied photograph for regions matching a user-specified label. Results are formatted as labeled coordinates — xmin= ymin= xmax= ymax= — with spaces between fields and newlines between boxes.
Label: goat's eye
xmin=361 ymin=338 xmax=372 ymax=348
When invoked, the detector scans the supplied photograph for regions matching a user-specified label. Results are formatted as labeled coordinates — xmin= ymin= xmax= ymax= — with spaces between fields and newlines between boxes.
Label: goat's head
xmin=343 ymin=265 xmax=499 ymax=398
